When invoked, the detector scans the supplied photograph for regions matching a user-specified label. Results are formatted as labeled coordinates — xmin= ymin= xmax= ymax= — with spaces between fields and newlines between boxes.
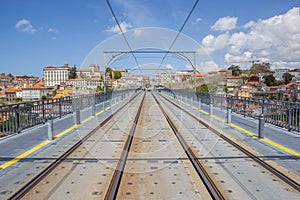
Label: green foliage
xmin=282 ymin=72 xmax=293 ymax=84
xmin=96 ymin=86 xmax=113 ymax=92
xmin=69 ymin=65 xmax=77 ymax=79
xmin=264 ymin=74 xmax=276 ymax=86
xmin=197 ymin=84 xmax=209 ymax=93
xmin=250 ymin=62 xmax=272 ymax=74
xmin=106 ymin=67 xmax=113 ymax=79
xmin=228 ymin=65 xmax=241 ymax=76
xmin=114 ymin=71 xmax=122 ymax=79
xmin=96 ymin=86 xmax=103 ymax=92
xmin=182 ymin=77 xmax=187 ymax=82
xmin=41 ymin=96 xmax=47 ymax=100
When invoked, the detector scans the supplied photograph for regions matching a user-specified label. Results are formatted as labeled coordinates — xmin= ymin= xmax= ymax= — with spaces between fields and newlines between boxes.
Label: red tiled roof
xmin=23 ymin=86 xmax=47 ymax=90
xmin=45 ymin=66 xmax=56 ymax=69
xmin=227 ymin=76 xmax=242 ymax=79
xmin=191 ymin=73 xmax=208 ymax=77
xmin=6 ymin=88 xmax=22 ymax=93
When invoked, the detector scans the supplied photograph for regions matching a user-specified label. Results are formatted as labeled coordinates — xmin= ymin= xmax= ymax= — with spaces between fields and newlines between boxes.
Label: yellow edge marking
xmin=0 ymin=98 xmax=127 ymax=170
xmin=0 ymin=140 xmax=51 ymax=170
xmin=96 ymin=110 xmax=104 ymax=116
xmin=81 ymin=116 xmax=93 ymax=124
xmin=229 ymin=123 xmax=257 ymax=137
xmin=179 ymin=97 xmax=300 ymax=158
xmin=199 ymin=110 xmax=209 ymax=115
xmin=54 ymin=125 xmax=77 ymax=139
xmin=261 ymin=138 xmax=300 ymax=157
xmin=212 ymin=115 xmax=226 ymax=122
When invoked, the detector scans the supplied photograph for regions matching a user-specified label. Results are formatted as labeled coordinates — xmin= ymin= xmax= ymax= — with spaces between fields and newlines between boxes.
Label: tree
xmin=69 ymin=65 xmax=77 ymax=79
xmin=228 ymin=65 xmax=241 ymax=76
xmin=196 ymin=84 xmax=209 ymax=93
xmin=264 ymin=74 xmax=276 ymax=86
xmin=114 ymin=71 xmax=122 ymax=79
xmin=106 ymin=67 xmax=113 ymax=79
xmin=250 ymin=62 xmax=272 ymax=74
xmin=282 ymin=72 xmax=293 ymax=84
xmin=96 ymin=86 xmax=103 ymax=92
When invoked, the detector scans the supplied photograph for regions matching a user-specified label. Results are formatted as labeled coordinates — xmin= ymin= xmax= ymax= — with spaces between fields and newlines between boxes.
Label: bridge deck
xmin=0 ymin=91 xmax=299 ymax=199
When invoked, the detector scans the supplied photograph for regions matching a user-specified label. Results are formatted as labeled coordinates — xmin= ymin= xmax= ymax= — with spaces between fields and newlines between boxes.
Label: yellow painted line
xmin=229 ymin=123 xmax=257 ymax=137
xmin=199 ymin=110 xmax=209 ymax=115
xmin=261 ymin=138 xmax=300 ymax=157
xmin=96 ymin=110 xmax=104 ymax=116
xmin=81 ymin=116 xmax=93 ymax=124
xmin=180 ymin=98 xmax=300 ymax=158
xmin=0 ymin=98 xmax=128 ymax=171
xmin=0 ymin=140 xmax=51 ymax=170
xmin=212 ymin=115 xmax=226 ymax=123
xmin=54 ymin=125 xmax=78 ymax=139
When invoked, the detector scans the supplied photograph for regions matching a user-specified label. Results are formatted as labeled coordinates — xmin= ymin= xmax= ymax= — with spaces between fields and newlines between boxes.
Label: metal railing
xmin=160 ymin=89 xmax=300 ymax=132
xmin=0 ymin=90 xmax=134 ymax=137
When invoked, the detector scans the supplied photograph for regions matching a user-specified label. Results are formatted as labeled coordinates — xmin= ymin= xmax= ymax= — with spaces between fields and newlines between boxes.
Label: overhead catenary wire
xmin=105 ymin=0 xmax=142 ymax=72
xmin=158 ymin=0 xmax=199 ymax=70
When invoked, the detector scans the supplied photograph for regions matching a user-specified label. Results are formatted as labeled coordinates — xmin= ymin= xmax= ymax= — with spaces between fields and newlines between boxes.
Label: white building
xmin=274 ymin=68 xmax=288 ymax=80
xmin=66 ymin=78 xmax=102 ymax=90
xmin=44 ymin=64 xmax=70 ymax=87
xmin=22 ymin=86 xmax=48 ymax=100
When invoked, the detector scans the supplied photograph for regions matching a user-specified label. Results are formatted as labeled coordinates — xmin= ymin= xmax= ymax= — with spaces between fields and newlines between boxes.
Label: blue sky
xmin=0 ymin=0 xmax=299 ymax=77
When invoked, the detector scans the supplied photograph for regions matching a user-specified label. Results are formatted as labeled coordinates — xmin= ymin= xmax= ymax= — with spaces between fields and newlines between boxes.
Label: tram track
xmin=8 ymin=92 xmax=143 ymax=200
xmin=157 ymin=92 xmax=300 ymax=195
xmin=104 ymin=92 xmax=145 ymax=199
xmin=152 ymin=93 xmax=225 ymax=200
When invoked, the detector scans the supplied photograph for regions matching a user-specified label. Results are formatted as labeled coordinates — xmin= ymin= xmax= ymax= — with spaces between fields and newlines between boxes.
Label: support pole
xmin=76 ymin=109 xmax=80 ymax=125
xmin=258 ymin=114 xmax=264 ymax=139
xmin=47 ymin=116 xmax=53 ymax=140
xmin=209 ymin=95 xmax=213 ymax=116
xmin=227 ymin=108 xmax=231 ymax=124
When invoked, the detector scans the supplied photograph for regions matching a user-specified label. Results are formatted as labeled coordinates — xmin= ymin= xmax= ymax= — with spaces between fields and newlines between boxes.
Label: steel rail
xmin=152 ymin=93 xmax=225 ymax=200
xmin=159 ymin=93 xmax=300 ymax=193
xmin=104 ymin=92 xmax=146 ymax=200
xmin=8 ymin=92 xmax=142 ymax=200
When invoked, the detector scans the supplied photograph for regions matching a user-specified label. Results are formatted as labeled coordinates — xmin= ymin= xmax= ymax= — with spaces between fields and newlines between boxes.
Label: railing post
xmin=76 ymin=109 xmax=80 ymax=125
xmin=47 ymin=115 xmax=53 ymax=140
xmin=209 ymin=95 xmax=213 ymax=116
xmin=47 ymin=121 xmax=53 ymax=140
xmin=227 ymin=106 xmax=231 ymax=124
xmin=243 ymin=99 xmax=246 ymax=117
xmin=258 ymin=114 xmax=264 ymax=138
xmin=287 ymin=102 xmax=292 ymax=131
xmin=198 ymin=97 xmax=201 ymax=111
xmin=17 ymin=104 xmax=21 ymax=133
xmin=59 ymin=98 xmax=62 ymax=118
xmin=92 ymin=95 xmax=96 ymax=116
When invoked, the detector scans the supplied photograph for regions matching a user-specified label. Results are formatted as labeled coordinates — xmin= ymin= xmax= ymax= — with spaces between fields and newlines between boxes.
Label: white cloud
xmin=197 ymin=61 xmax=218 ymax=72
xmin=211 ymin=16 xmax=238 ymax=31
xmin=48 ymin=28 xmax=57 ymax=33
xmin=106 ymin=21 xmax=133 ymax=34
xmin=244 ymin=20 xmax=255 ymax=28
xmin=225 ymin=7 xmax=300 ymax=68
xmin=195 ymin=18 xmax=202 ymax=23
xmin=201 ymin=32 xmax=230 ymax=53
xmin=166 ymin=64 xmax=174 ymax=70
xmin=15 ymin=19 xmax=36 ymax=33
xmin=133 ymin=29 xmax=142 ymax=37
